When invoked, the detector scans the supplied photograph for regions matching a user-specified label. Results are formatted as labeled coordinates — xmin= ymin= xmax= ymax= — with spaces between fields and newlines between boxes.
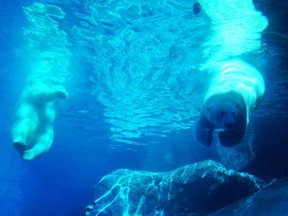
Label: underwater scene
xmin=1 ymin=0 xmax=288 ymax=215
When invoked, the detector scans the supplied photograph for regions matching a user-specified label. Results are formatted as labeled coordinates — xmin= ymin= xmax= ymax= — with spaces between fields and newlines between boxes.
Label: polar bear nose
xmin=225 ymin=122 xmax=235 ymax=129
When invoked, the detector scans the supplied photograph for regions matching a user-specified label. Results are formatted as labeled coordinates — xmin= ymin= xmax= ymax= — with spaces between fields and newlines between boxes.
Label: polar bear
xmin=12 ymin=83 xmax=67 ymax=160
xmin=194 ymin=59 xmax=265 ymax=147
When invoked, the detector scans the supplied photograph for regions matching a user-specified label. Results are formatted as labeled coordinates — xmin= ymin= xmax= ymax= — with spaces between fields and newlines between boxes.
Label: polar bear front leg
xmin=12 ymin=102 xmax=38 ymax=154
xmin=22 ymin=128 xmax=54 ymax=160
xmin=194 ymin=111 xmax=214 ymax=146
xmin=21 ymin=99 xmax=57 ymax=160
xmin=30 ymin=86 xmax=68 ymax=103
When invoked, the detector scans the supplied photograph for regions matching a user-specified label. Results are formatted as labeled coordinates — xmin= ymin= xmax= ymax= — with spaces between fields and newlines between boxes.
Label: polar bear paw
xmin=54 ymin=90 xmax=68 ymax=100
xmin=194 ymin=117 xmax=214 ymax=146
xmin=13 ymin=140 xmax=28 ymax=155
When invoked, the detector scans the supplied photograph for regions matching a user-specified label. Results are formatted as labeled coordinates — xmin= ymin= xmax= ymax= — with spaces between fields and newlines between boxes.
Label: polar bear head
xmin=204 ymin=91 xmax=246 ymax=131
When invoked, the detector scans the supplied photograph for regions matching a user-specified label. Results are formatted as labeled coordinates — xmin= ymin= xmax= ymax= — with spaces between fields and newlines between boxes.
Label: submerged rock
xmin=211 ymin=178 xmax=288 ymax=216
xmin=85 ymin=160 xmax=262 ymax=216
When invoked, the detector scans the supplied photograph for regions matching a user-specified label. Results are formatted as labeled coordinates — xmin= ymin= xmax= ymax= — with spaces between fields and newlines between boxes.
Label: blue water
xmin=0 ymin=0 xmax=288 ymax=215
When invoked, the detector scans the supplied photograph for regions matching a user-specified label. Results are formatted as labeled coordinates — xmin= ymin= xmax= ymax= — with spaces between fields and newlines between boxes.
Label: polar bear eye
xmin=235 ymin=102 xmax=241 ymax=110
xmin=217 ymin=111 xmax=225 ymax=120
xmin=219 ymin=111 xmax=225 ymax=117
xmin=230 ymin=111 xmax=236 ymax=119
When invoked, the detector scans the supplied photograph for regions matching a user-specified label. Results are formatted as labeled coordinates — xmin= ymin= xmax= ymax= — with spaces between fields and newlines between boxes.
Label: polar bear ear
xmin=203 ymin=104 xmax=213 ymax=115
xmin=218 ymin=104 xmax=247 ymax=147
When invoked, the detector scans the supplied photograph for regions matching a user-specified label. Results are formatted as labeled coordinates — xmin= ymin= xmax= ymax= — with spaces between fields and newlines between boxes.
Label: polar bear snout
xmin=225 ymin=122 xmax=235 ymax=130
xmin=223 ymin=112 xmax=237 ymax=130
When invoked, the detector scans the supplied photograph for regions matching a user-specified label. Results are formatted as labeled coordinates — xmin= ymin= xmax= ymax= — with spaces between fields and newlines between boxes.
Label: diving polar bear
xmin=194 ymin=59 xmax=265 ymax=147
xmin=12 ymin=84 xmax=67 ymax=160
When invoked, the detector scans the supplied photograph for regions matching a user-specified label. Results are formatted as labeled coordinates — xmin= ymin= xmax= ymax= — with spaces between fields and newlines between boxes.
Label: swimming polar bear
xmin=12 ymin=83 xmax=67 ymax=160
xmin=194 ymin=59 xmax=265 ymax=147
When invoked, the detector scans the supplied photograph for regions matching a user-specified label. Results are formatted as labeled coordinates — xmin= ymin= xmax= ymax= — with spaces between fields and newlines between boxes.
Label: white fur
xmin=12 ymin=84 xmax=67 ymax=160
xmin=204 ymin=59 xmax=265 ymax=124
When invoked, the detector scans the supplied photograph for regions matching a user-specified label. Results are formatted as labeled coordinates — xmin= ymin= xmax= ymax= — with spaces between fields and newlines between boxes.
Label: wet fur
xmin=194 ymin=91 xmax=247 ymax=147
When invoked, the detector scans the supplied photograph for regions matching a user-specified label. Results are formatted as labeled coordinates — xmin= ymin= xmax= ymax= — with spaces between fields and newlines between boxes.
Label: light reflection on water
xmin=60 ymin=0 xmax=209 ymax=145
